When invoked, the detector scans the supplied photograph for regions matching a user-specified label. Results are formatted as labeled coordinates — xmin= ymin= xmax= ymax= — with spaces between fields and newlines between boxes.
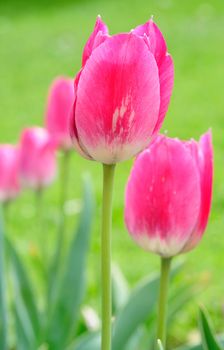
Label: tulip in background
xmin=70 ymin=16 xmax=174 ymax=350
xmin=45 ymin=77 xmax=74 ymax=210
xmin=0 ymin=145 xmax=20 ymax=204
xmin=19 ymin=127 xmax=57 ymax=191
xmin=125 ymin=131 xmax=213 ymax=348
xmin=46 ymin=77 xmax=74 ymax=151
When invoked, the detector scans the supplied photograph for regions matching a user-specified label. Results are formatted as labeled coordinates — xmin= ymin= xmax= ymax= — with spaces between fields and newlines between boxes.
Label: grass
xmin=1 ymin=0 xmax=224 ymax=345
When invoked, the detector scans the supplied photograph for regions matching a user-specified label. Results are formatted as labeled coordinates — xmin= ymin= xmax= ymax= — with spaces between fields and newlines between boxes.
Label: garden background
xmin=0 ymin=0 xmax=224 ymax=346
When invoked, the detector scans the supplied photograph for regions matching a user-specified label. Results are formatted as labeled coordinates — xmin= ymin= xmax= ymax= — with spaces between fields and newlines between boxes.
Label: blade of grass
xmin=0 ymin=209 xmax=7 ymax=350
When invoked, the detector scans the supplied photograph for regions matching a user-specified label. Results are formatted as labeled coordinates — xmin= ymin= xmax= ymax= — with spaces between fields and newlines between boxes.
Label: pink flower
xmin=19 ymin=127 xmax=57 ymax=190
xmin=70 ymin=16 xmax=174 ymax=164
xmin=125 ymin=132 xmax=213 ymax=257
xmin=45 ymin=77 xmax=74 ymax=150
xmin=0 ymin=145 xmax=20 ymax=202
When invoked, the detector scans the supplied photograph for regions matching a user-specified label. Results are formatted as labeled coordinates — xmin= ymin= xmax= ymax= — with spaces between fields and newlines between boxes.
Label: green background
xmin=1 ymin=0 xmax=224 ymax=346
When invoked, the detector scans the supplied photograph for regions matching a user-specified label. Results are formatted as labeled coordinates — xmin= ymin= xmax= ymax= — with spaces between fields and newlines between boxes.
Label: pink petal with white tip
xmin=75 ymin=33 xmax=160 ymax=164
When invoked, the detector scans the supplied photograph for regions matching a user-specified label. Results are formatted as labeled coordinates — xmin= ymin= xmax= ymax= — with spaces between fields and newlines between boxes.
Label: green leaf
xmin=0 ymin=210 xmax=7 ymax=350
xmin=112 ymin=261 xmax=183 ymax=350
xmin=47 ymin=176 xmax=94 ymax=349
xmin=68 ymin=332 xmax=100 ymax=350
xmin=112 ymin=272 xmax=160 ymax=350
xmin=6 ymin=237 xmax=40 ymax=347
xmin=199 ymin=308 xmax=222 ymax=350
xmin=124 ymin=326 xmax=148 ymax=350
xmin=13 ymin=301 xmax=35 ymax=350
xmin=168 ymin=282 xmax=194 ymax=321
xmin=112 ymin=263 xmax=129 ymax=313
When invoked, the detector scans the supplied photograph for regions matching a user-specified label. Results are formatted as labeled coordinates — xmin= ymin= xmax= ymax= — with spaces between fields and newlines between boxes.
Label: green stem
xmin=47 ymin=151 xmax=71 ymax=313
xmin=35 ymin=187 xmax=43 ymax=224
xmin=60 ymin=150 xmax=71 ymax=214
xmin=101 ymin=164 xmax=116 ymax=350
xmin=1 ymin=205 xmax=8 ymax=349
xmin=156 ymin=257 xmax=172 ymax=349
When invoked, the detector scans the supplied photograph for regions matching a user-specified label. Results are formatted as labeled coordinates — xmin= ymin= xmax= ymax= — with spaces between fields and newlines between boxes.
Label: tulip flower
xmin=0 ymin=145 xmax=20 ymax=203
xmin=46 ymin=77 xmax=74 ymax=150
xmin=125 ymin=131 xmax=213 ymax=347
xmin=70 ymin=16 xmax=174 ymax=350
xmin=19 ymin=127 xmax=57 ymax=191
xmin=70 ymin=16 xmax=174 ymax=164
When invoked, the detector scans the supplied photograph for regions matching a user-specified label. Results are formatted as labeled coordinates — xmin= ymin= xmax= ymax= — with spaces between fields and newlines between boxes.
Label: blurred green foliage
xmin=0 ymin=0 xmax=224 ymax=346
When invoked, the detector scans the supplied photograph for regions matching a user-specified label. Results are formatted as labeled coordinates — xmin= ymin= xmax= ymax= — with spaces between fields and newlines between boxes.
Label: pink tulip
xmin=0 ymin=145 xmax=20 ymax=202
xmin=19 ymin=127 xmax=57 ymax=190
xmin=70 ymin=16 xmax=174 ymax=164
xmin=45 ymin=77 xmax=74 ymax=150
xmin=125 ymin=132 xmax=213 ymax=257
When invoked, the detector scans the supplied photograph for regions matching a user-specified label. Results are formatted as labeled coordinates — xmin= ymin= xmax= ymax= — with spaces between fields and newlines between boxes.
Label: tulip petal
xmin=70 ymin=72 xmax=93 ymax=160
xmin=133 ymin=19 xmax=167 ymax=65
xmin=133 ymin=19 xmax=174 ymax=135
xmin=125 ymin=136 xmax=201 ymax=257
xmin=0 ymin=145 xmax=20 ymax=202
xmin=197 ymin=131 xmax=213 ymax=232
xmin=19 ymin=128 xmax=57 ymax=189
xmin=183 ymin=131 xmax=213 ymax=252
xmin=70 ymin=102 xmax=93 ymax=161
xmin=152 ymin=54 xmax=174 ymax=135
xmin=75 ymin=33 xmax=160 ymax=164
xmin=82 ymin=15 xmax=109 ymax=66
xmin=45 ymin=77 xmax=74 ymax=149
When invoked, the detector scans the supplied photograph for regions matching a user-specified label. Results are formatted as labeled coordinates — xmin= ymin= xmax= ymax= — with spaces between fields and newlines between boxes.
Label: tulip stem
xmin=156 ymin=257 xmax=172 ymax=349
xmin=101 ymin=163 xmax=116 ymax=350
xmin=48 ymin=150 xmax=71 ymax=306
xmin=0 ymin=206 xmax=7 ymax=350
xmin=60 ymin=150 xmax=71 ymax=214
xmin=35 ymin=187 xmax=43 ymax=223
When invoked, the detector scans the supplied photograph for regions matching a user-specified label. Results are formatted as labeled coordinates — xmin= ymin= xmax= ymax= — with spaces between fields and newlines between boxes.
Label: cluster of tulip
xmin=0 ymin=16 xmax=213 ymax=350
xmin=0 ymin=76 xmax=75 ymax=202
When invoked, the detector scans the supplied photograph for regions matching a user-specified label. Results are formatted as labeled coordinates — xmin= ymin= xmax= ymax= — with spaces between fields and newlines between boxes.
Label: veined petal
xmin=75 ymin=33 xmax=160 ymax=164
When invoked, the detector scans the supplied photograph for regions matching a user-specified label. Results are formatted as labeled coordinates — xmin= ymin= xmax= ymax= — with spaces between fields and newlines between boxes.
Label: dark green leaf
xmin=0 ymin=209 xmax=7 ymax=350
xmin=6 ymin=237 xmax=40 ymax=347
xmin=199 ymin=308 xmax=222 ymax=350
xmin=47 ymin=177 xmax=94 ymax=349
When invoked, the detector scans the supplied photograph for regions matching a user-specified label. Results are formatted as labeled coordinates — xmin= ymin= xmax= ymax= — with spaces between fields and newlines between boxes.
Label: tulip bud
xmin=19 ymin=127 xmax=57 ymax=190
xmin=0 ymin=145 xmax=20 ymax=202
xmin=125 ymin=132 xmax=213 ymax=257
xmin=70 ymin=17 xmax=174 ymax=164
xmin=45 ymin=77 xmax=74 ymax=150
